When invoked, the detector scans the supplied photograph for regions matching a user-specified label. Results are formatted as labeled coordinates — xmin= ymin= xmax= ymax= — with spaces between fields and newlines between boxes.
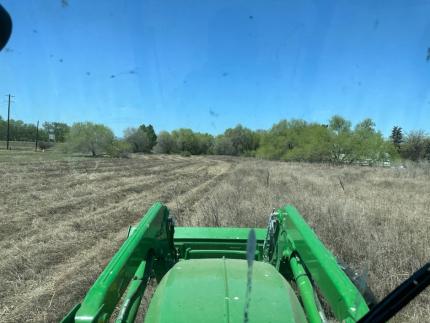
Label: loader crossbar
xmin=174 ymin=227 xmax=266 ymax=260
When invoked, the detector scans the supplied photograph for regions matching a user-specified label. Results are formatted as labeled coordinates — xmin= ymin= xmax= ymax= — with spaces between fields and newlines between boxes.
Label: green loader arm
xmin=62 ymin=202 xmax=176 ymax=323
xmin=270 ymin=205 xmax=369 ymax=322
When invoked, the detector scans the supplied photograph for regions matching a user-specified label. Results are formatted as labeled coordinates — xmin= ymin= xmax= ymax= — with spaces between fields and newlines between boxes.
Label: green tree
xmin=424 ymin=138 xmax=430 ymax=161
xmin=42 ymin=122 xmax=70 ymax=142
xmin=329 ymin=115 xmax=352 ymax=135
xmin=256 ymin=119 xmax=331 ymax=162
xmin=355 ymin=118 xmax=376 ymax=133
xmin=350 ymin=118 xmax=391 ymax=163
xmin=213 ymin=135 xmax=235 ymax=155
xmin=401 ymin=130 xmax=428 ymax=161
xmin=153 ymin=131 xmax=176 ymax=154
xmin=256 ymin=120 xmax=294 ymax=160
xmin=224 ymin=124 xmax=258 ymax=155
xmin=153 ymin=129 xmax=214 ymax=155
xmin=282 ymin=122 xmax=332 ymax=162
xmin=195 ymin=132 xmax=214 ymax=154
xmin=106 ymin=139 xmax=132 ymax=158
xmin=0 ymin=118 xmax=48 ymax=142
xmin=138 ymin=124 xmax=157 ymax=150
xmin=124 ymin=127 xmax=152 ymax=153
xmin=390 ymin=126 xmax=403 ymax=152
xmin=327 ymin=115 xmax=354 ymax=162
xmin=65 ymin=122 xmax=114 ymax=156
xmin=171 ymin=128 xmax=199 ymax=154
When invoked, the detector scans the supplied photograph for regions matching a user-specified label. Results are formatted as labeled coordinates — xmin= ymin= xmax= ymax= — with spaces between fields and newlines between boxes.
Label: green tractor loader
xmin=62 ymin=202 xmax=429 ymax=323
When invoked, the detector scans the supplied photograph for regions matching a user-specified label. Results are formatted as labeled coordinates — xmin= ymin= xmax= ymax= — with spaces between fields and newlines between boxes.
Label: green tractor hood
xmin=145 ymin=258 xmax=307 ymax=323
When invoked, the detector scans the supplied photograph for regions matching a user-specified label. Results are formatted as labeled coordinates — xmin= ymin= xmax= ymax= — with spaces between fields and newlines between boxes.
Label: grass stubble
xmin=0 ymin=151 xmax=428 ymax=322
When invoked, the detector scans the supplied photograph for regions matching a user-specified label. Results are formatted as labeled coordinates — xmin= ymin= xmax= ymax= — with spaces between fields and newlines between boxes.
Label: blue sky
xmin=0 ymin=0 xmax=429 ymax=137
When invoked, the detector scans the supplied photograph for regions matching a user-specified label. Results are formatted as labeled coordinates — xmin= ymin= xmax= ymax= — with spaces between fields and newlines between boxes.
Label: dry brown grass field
xmin=0 ymin=151 xmax=429 ymax=322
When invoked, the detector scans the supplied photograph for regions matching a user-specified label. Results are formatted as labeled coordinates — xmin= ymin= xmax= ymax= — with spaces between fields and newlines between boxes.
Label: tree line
xmin=152 ymin=117 xmax=430 ymax=163
xmin=0 ymin=117 xmax=70 ymax=146
xmin=1 ymin=114 xmax=429 ymax=162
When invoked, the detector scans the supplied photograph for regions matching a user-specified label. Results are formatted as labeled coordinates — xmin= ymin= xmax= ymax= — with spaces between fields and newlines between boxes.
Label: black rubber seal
xmin=0 ymin=4 xmax=12 ymax=51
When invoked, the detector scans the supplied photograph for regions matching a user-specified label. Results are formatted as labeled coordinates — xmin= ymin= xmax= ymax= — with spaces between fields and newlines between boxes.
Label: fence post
xmin=35 ymin=120 xmax=39 ymax=151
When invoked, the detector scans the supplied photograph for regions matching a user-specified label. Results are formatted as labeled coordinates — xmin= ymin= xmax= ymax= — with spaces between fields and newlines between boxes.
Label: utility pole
xmin=6 ymin=94 xmax=13 ymax=150
xmin=35 ymin=120 xmax=39 ymax=152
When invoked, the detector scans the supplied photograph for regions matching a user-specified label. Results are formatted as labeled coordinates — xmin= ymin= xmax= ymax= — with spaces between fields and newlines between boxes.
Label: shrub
xmin=38 ymin=141 xmax=53 ymax=150
xmin=180 ymin=150 xmax=191 ymax=157
xmin=124 ymin=127 xmax=153 ymax=153
xmin=106 ymin=140 xmax=132 ymax=158
xmin=213 ymin=136 xmax=235 ymax=155
xmin=154 ymin=131 xmax=176 ymax=154
xmin=65 ymin=122 xmax=114 ymax=156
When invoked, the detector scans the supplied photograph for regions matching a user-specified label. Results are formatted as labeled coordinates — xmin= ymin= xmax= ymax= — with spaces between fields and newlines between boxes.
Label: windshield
xmin=0 ymin=1 xmax=429 ymax=322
